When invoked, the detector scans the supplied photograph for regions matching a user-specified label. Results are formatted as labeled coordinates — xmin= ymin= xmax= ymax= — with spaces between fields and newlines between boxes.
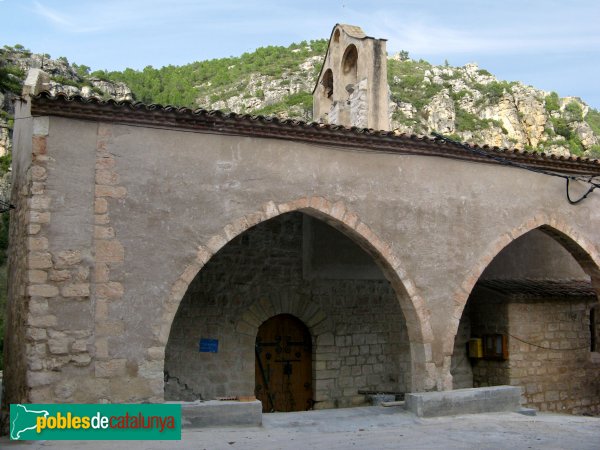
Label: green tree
xmin=585 ymin=108 xmax=600 ymax=135
xmin=552 ymin=117 xmax=571 ymax=140
xmin=544 ymin=92 xmax=560 ymax=112
xmin=0 ymin=60 xmax=25 ymax=94
xmin=564 ymin=101 xmax=583 ymax=123
xmin=74 ymin=63 xmax=91 ymax=77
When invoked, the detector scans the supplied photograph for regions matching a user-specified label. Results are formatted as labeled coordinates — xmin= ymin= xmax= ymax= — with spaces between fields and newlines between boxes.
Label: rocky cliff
xmin=1 ymin=43 xmax=599 ymax=160
xmin=0 ymin=45 xmax=132 ymax=157
xmin=387 ymin=56 xmax=599 ymax=158
xmin=190 ymin=49 xmax=600 ymax=159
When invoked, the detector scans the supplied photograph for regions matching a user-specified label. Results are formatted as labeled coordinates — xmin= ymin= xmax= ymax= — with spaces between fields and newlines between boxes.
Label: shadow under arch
xmin=156 ymin=196 xmax=434 ymax=396
xmin=446 ymin=214 xmax=600 ymax=358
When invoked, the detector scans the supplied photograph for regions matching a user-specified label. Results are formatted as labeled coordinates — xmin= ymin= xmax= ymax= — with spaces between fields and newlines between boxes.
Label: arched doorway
xmin=163 ymin=210 xmax=415 ymax=408
xmin=255 ymin=314 xmax=312 ymax=412
xmin=451 ymin=227 xmax=600 ymax=415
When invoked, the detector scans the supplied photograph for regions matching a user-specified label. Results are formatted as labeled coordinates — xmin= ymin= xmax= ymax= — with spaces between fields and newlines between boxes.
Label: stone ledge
xmin=169 ymin=400 xmax=262 ymax=428
xmin=405 ymin=386 xmax=522 ymax=417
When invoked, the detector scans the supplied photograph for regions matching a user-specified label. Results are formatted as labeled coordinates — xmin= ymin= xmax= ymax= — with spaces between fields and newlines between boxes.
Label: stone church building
xmin=2 ymin=25 xmax=599 ymax=422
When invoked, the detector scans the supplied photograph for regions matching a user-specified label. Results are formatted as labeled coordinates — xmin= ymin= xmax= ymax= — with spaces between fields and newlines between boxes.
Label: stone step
xmin=405 ymin=386 xmax=522 ymax=417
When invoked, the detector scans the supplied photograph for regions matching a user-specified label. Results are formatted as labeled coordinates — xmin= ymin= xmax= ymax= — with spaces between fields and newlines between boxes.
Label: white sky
xmin=2 ymin=0 xmax=600 ymax=108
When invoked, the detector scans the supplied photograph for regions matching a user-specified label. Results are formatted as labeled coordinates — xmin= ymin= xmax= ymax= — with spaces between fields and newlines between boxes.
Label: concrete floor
xmin=2 ymin=406 xmax=599 ymax=449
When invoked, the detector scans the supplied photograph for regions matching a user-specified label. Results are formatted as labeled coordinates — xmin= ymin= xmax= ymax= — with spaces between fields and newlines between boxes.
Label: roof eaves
xmin=29 ymin=92 xmax=600 ymax=176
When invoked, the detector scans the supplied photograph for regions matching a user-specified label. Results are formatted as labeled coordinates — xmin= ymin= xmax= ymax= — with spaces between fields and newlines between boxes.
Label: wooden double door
xmin=255 ymin=314 xmax=313 ymax=412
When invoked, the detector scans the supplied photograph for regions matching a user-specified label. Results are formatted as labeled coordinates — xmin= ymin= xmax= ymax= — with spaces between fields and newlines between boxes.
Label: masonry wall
xmin=1 ymin=101 xmax=33 ymax=425
xmin=508 ymin=297 xmax=600 ymax=415
xmin=4 ymin=98 xmax=600 ymax=415
xmin=452 ymin=285 xmax=600 ymax=416
xmin=469 ymin=292 xmax=511 ymax=388
xmin=164 ymin=212 xmax=409 ymax=408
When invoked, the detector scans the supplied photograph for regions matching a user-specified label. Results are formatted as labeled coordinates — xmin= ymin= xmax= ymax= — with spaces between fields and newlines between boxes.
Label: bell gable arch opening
xmin=341 ymin=44 xmax=358 ymax=91
xmin=321 ymin=69 xmax=334 ymax=99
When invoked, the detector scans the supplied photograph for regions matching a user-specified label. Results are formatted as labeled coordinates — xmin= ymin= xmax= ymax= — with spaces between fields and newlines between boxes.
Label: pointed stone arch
xmin=154 ymin=196 xmax=434 ymax=396
xmin=446 ymin=213 xmax=600 ymax=357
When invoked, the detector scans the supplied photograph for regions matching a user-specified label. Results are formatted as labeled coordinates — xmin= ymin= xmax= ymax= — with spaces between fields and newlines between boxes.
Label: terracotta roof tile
xmin=29 ymin=91 xmax=600 ymax=176
xmin=477 ymin=279 xmax=596 ymax=298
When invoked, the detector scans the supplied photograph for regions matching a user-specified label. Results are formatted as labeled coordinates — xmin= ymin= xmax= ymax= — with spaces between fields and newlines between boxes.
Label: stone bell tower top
xmin=313 ymin=24 xmax=390 ymax=131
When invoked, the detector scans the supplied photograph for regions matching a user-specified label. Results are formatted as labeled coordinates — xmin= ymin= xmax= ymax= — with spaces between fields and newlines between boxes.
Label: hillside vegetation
xmin=2 ymin=37 xmax=600 ymax=366
xmin=2 ymin=40 xmax=600 ymax=161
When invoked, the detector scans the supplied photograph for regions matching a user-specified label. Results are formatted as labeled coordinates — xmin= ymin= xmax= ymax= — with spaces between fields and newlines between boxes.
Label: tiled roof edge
xmin=477 ymin=279 xmax=596 ymax=297
xmin=30 ymin=92 xmax=600 ymax=176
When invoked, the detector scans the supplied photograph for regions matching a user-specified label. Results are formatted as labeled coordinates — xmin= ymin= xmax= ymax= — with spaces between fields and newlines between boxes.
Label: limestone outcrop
xmin=389 ymin=61 xmax=599 ymax=158
xmin=2 ymin=44 xmax=599 ymax=160
xmin=0 ymin=46 xmax=133 ymax=156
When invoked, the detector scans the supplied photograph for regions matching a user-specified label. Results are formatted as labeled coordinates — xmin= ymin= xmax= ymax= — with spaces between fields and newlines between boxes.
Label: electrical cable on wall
xmin=507 ymin=332 xmax=590 ymax=351
xmin=0 ymin=198 xmax=14 ymax=213
xmin=432 ymin=132 xmax=600 ymax=205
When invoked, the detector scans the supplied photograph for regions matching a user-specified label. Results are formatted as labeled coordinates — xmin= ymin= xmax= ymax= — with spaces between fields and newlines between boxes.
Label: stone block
xmin=95 ymin=358 xmax=128 ymax=377
xmin=176 ymin=400 xmax=262 ymax=428
xmin=27 ymin=370 xmax=60 ymax=387
xmin=54 ymin=250 xmax=82 ymax=268
xmin=96 ymin=169 xmax=120 ymax=185
xmin=317 ymin=332 xmax=335 ymax=346
xmin=28 ymin=223 xmax=41 ymax=235
xmin=262 ymin=201 xmax=279 ymax=219
xmin=96 ymin=156 xmax=115 ymax=170
xmin=29 ymin=298 xmax=49 ymax=316
xmin=74 ymin=266 xmax=90 ymax=282
xmin=28 ymin=237 xmax=49 ymax=251
xmin=95 ymin=185 xmax=127 ymax=199
xmin=330 ymin=201 xmax=346 ymax=220
xmin=94 ymin=338 xmax=109 ymax=360
xmin=48 ymin=333 xmax=72 ymax=355
xmin=31 ymin=165 xmax=47 ymax=181
xmin=147 ymin=346 xmax=165 ymax=360
xmin=224 ymin=217 xmax=249 ymax=240
xmin=138 ymin=360 xmax=163 ymax=379
xmin=28 ymin=314 xmax=57 ymax=327
xmin=48 ymin=269 xmax=71 ymax=282
xmin=30 ymin=195 xmax=51 ymax=210
xmin=62 ymin=283 xmax=90 ymax=297
xmin=28 ymin=284 xmax=59 ymax=297
xmin=29 ymin=252 xmax=53 ymax=269
xmin=206 ymin=234 xmax=227 ymax=254
xmin=96 ymin=282 xmax=124 ymax=299
xmin=31 ymin=182 xmax=45 ymax=195
xmin=28 ymin=269 xmax=48 ymax=283
xmin=95 ymin=321 xmax=125 ymax=336
xmin=95 ymin=263 xmax=110 ymax=283
xmin=26 ymin=327 xmax=48 ymax=341
xmin=72 ymin=339 xmax=88 ymax=353
xmin=95 ymin=214 xmax=110 ymax=225
xmin=95 ymin=198 xmax=108 ymax=214
xmin=405 ymin=386 xmax=522 ymax=417
xmin=94 ymin=226 xmax=115 ymax=239
xmin=30 ymin=211 xmax=51 ymax=223
xmin=95 ymin=240 xmax=124 ymax=263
